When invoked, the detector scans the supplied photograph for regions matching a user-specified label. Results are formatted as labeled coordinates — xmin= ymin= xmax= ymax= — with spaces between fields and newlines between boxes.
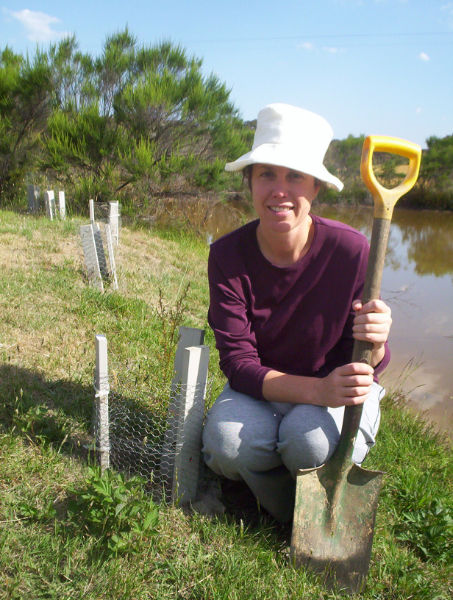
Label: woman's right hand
xmin=262 ymin=363 xmax=374 ymax=407
xmin=315 ymin=362 xmax=374 ymax=408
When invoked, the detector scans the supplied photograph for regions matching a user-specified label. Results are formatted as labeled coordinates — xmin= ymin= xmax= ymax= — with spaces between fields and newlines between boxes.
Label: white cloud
xmin=416 ymin=107 xmax=422 ymax=114
xmin=6 ymin=8 xmax=69 ymax=42
xmin=297 ymin=42 xmax=343 ymax=54
xmin=419 ymin=52 xmax=430 ymax=61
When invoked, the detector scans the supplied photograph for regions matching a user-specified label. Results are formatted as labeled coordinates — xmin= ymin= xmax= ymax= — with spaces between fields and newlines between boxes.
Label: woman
xmin=202 ymin=103 xmax=392 ymax=523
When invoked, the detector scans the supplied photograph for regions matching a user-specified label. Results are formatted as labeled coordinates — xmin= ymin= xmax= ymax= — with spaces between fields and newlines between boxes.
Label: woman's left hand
xmin=352 ymin=298 xmax=392 ymax=348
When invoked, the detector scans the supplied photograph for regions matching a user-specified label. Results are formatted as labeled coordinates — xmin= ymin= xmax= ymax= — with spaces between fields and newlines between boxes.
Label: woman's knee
xmin=202 ymin=389 xmax=282 ymax=476
xmin=278 ymin=404 xmax=340 ymax=475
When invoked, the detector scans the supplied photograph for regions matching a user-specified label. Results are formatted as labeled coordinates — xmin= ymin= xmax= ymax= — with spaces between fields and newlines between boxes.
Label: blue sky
xmin=1 ymin=1 xmax=452 ymax=149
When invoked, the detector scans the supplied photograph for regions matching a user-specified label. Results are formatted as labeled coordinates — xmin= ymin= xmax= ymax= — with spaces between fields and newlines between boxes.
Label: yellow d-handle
xmin=360 ymin=135 xmax=422 ymax=219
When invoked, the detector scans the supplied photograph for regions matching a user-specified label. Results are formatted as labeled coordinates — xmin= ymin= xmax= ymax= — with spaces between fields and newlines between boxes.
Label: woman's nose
xmin=271 ymin=179 xmax=288 ymax=197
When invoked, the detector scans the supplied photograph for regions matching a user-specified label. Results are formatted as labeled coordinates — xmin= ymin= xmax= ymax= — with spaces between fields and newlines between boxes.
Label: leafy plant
xmin=392 ymin=490 xmax=452 ymax=564
xmin=17 ymin=499 xmax=57 ymax=523
xmin=66 ymin=466 xmax=159 ymax=557
xmin=10 ymin=389 xmax=71 ymax=449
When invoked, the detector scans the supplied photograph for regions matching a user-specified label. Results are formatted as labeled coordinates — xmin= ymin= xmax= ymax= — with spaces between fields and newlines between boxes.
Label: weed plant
xmin=65 ymin=466 xmax=159 ymax=558
xmin=0 ymin=209 xmax=451 ymax=599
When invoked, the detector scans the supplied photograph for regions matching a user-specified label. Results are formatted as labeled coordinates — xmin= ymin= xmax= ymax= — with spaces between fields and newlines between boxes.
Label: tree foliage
xmin=38 ymin=32 xmax=252 ymax=206
xmin=0 ymin=48 xmax=52 ymax=201
xmin=420 ymin=135 xmax=453 ymax=191
xmin=47 ymin=36 xmax=94 ymax=111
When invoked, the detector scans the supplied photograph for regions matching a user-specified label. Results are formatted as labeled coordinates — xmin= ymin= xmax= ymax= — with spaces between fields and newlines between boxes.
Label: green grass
xmin=0 ymin=208 xmax=451 ymax=599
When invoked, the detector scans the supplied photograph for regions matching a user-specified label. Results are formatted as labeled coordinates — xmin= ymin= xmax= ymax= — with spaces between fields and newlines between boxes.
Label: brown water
xmin=204 ymin=202 xmax=453 ymax=438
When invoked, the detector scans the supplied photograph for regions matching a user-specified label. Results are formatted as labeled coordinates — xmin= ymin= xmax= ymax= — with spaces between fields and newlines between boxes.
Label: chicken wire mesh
xmin=80 ymin=221 xmax=118 ymax=291
xmin=93 ymin=382 xmax=207 ymax=499
xmin=92 ymin=332 xmax=210 ymax=504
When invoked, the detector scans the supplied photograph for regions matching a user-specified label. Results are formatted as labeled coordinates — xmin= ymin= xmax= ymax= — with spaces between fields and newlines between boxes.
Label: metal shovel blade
xmin=290 ymin=459 xmax=384 ymax=592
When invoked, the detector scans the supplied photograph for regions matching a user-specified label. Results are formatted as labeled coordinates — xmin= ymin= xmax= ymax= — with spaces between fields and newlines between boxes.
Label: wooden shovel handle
xmin=337 ymin=135 xmax=422 ymax=463
xmin=340 ymin=217 xmax=392 ymax=450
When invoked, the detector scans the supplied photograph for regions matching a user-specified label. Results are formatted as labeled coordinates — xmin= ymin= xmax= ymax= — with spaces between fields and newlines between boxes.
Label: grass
xmin=0 ymin=208 xmax=452 ymax=599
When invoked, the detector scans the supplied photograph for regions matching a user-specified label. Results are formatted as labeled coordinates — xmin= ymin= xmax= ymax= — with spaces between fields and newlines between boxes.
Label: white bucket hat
xmin=225 ymin=103 xmax=343 ymax=191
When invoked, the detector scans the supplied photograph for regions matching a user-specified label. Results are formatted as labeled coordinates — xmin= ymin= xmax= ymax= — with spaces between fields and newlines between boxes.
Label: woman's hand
xmin=352 ymin=298 xmax=392 ymax=367
xmin=352 ymin=298 xmax=392 ymax=345
xmin=315 ymin=362 xmax=374 ymax=408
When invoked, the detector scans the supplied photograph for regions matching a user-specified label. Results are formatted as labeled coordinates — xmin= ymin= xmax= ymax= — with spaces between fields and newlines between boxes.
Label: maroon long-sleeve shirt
xmin=208 ymin=214 xmax=390 ymax=400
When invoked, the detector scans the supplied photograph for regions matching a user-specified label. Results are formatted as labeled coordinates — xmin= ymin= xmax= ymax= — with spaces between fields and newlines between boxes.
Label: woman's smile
xmin=268 ymin=204 xmax=293 ymax=214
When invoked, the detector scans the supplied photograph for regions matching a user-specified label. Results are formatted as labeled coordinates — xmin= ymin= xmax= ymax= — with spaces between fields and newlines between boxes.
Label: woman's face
xmin=250 ymin=164 xmax=320 ymax=235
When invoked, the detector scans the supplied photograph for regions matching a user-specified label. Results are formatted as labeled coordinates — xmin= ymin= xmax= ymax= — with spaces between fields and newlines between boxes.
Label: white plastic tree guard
xmin=94 ymin=334 xmax=110 ymax=472
xmin=27 ymin=184 xmax=39 ymax=213
xmin=171 ymin=343 xmax=210 ymax=503
xmin=80 ymin=224 xmax=104 ymax=292
xmin=58 ymin=191 xmax=66 ymax=219
xmin=80 ymin=222 xmax=118 ymax=291
xmin=93 ymin=224 xmax=109 ymax=280
xmin=44 ymin=190 xmax=56 ymax=220
xmin=109 ymin=201 xmax=120 ymax=245
xmin=89 ymin=199 xmax=95 ymax=224
xmin=104 ymin=224 xmax=118 ymax=290
xmin=160 ymin=326 xmax=209 ymax=503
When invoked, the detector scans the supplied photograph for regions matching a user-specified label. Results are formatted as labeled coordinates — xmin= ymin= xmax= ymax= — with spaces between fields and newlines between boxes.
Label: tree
xmin=419 ymin=135 xmax=453 ymax=192
xmin=327 ymin=135 xmax=365 ymax=178
xmin=0 ymin=48 xmax=52 ymax=204
xmin=114 ymin=40 xmax=252 ymax=193
xmin=41 ymin=34 xmax=252 ymax=204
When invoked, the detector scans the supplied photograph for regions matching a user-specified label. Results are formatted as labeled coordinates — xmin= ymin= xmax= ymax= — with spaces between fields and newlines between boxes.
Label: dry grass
xmin=0 ymin=211 xmax=210 ymax=388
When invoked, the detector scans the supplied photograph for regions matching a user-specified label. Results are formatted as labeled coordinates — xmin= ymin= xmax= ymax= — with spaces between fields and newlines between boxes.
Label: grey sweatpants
xmin=202 ymin=382 xmax=384 ymax=523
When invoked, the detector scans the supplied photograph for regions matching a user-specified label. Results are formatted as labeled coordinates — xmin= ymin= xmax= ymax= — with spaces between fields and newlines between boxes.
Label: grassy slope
xmin=0 ymin=209 xmax=451 ymax=600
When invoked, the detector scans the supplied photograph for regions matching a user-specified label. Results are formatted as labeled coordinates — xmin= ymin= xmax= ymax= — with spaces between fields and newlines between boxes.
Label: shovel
xmin=290 ymin=135 xmax=422 ymax=592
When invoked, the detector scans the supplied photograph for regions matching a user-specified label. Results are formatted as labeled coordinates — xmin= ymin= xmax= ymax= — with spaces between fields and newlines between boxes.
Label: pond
xmin=204 ymin=201 xmax=453 ymax=438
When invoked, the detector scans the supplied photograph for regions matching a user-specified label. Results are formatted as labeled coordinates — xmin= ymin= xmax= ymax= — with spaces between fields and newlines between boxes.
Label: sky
xmin=1 ymin=1 xmax=452 ymax=149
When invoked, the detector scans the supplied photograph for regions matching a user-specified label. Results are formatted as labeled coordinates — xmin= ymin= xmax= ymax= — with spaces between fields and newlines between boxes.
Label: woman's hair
xmin=243 ymin=165 xmax=253 ymax=190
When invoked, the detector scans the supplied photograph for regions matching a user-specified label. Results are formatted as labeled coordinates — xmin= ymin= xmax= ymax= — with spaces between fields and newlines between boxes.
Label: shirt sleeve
xmin=207 ymin=247 xmax=271 ymax=399
xmin=374 ymin=341 xmax=391 ymax=379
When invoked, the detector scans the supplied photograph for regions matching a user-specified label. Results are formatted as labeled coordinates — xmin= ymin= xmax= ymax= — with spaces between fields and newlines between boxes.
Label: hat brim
xmin=225 ymin=144 xmax=343 ymax=192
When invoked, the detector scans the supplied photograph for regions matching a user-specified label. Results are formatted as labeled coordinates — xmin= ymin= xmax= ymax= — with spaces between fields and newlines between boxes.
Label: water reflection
xmin=393 ymin=210 xmax=453 ymax=278
xmin=204 ymin=200 xmax=453 ymax=438
xmin=313 ymin=205 xmax=453 ymax=279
